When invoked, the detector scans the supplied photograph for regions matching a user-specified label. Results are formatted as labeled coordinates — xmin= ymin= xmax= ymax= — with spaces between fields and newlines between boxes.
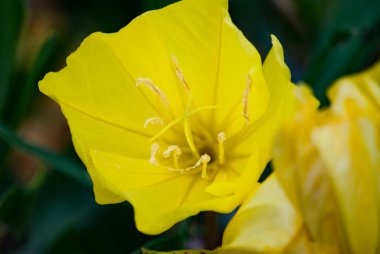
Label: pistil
xmin=183 ymin=114 xmax=200 ymax=158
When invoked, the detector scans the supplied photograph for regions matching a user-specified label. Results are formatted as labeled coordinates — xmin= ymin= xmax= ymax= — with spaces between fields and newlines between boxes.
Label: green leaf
xmin=0 ymin=34 xmax=57 ymax=174
xmin=0 ymin=169 xmax=46 ymax=251
xmin=294 ymin=0 xmax=340 ymax=32
xmin=17 ymin=172 xmax=150 ymax=254
xmin=0 ymin=0 xmax=24 ymax=117
xmin=303 ymin=0 xmax=380 ymax=105
xmin=16 ymin=172 xmax=98 ymax=254
xmin=0 ymin=169 xmax=45 ymax=229
xmin=8 ymin=34 xmax=58 ymax=127
xmin=0 ymin=122 xmax=91 ymax=188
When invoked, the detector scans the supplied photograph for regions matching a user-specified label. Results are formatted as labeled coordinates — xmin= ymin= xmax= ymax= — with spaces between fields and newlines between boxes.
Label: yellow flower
xmin=39 ymin=0 xmax=296 ymax=234
xmin=273 ymin=61 xmax=380 ymax=253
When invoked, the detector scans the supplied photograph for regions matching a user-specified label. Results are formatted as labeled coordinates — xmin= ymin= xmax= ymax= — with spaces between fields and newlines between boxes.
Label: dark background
xmin=0 ymin=0 xmax=379 ymax=253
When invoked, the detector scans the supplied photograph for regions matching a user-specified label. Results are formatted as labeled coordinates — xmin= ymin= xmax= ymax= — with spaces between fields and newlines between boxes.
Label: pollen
xmin=172 ymin=56 xmax=191 ymax=95
xmin=242 ymin=75 xmax=252 ymax=124
xmin=144 ymin=117 xmax=164 ymax=128
xmin=136 ymin=77 xmax=169 ymax=106
xmin=149 ymin=143 xmax=160 ymax=165
xmin=163 ymin=145 xmax=182 ymax=169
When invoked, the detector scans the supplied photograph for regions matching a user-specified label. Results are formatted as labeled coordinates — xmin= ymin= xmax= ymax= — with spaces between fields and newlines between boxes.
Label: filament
xmin=217 ymin=132 xmax=226 ymax=165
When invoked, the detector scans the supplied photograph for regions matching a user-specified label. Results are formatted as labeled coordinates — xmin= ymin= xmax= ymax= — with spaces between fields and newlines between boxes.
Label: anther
xmin=172 ymin=56 xmax=191 ymax=95
xmin=144 ymin=117 xmax=164 ymax=128
xmin=217 ymin=132 xmax=226 ymax=165
xmin=163 ymin=145 xmax=182 ymax=169
xmin=136 ymin=77 xmax=169 ymax=106
xmin=149 ymin=143 xmax=160 ymax=165
xmin=242 ymin=75 xmax=252 ymax=124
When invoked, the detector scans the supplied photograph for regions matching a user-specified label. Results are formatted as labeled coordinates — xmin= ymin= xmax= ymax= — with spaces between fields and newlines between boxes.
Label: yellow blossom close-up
xmin=1 ymin=0 xmax=380 ymax=252
xmin=38 ymin=0 xmax=296 ymax=235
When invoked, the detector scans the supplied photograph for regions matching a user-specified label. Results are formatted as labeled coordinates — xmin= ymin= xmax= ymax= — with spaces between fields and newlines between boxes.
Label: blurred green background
xmin=0 ymin=0 xmax=379 ymax=253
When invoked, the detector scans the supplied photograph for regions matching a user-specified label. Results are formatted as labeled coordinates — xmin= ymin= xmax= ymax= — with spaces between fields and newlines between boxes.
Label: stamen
xmin=136 ymin=77 xmax=169 ymax=107
xmin=217 ymin=132 xmax=226 ymax=165
xmin=163 ymin=145 xmax=182 ymax=169
xmin=200 ymin=154 xmax=211 ymax=179
xmin=166 ymin=153 xmax=211 ymax=178
xmin=172 ymin=56 xmax=191 ymax=95
xmin=144 ymin=117 xmax=164 ymax=128
xmin=149 ymin=143 xmax=160 ymax=165
xmin=242 ymin=75 xmax=252 ymax=124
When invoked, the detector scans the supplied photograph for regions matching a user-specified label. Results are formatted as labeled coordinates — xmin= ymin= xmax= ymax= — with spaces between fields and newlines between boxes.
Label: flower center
xmin=145 ymin=107 xmax=225 ymax=179
xmin=137 ymin=56 xmax=253 ymax=179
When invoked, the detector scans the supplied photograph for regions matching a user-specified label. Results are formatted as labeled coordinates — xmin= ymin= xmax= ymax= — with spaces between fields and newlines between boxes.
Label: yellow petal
xmin=200 ymin=77 xmax=292 ymax=208
xmin=39 ymin=36 xmax=158 ymax=203
xmin=272 ymin=85 xmax=320 ymax=208
xmin=219 ymin=176 xmax=302 ymax=253
xmin=312 ymin=117 xmax=380 ymax=254
xmin=321 ymin=61 xmax=380 ymax=253
xmin=90 ymin=149 xmax=255 ymax=234
xmin=328 ymin=61 xmax=380 ymax=118
xmin=210 ymin=37 xmax=294 ymax=200
xmin=274 ymin=90 xmax=345 ymax=250
xmin=100 ymin=0 xmax=268 ymax=137
xmin=39 ymin=36 xmax=158 ymax=136
xmin=205 ymin=150 xmax=265 ymax=197
xmin=231 ymin=35 xmax=297 ymax=170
